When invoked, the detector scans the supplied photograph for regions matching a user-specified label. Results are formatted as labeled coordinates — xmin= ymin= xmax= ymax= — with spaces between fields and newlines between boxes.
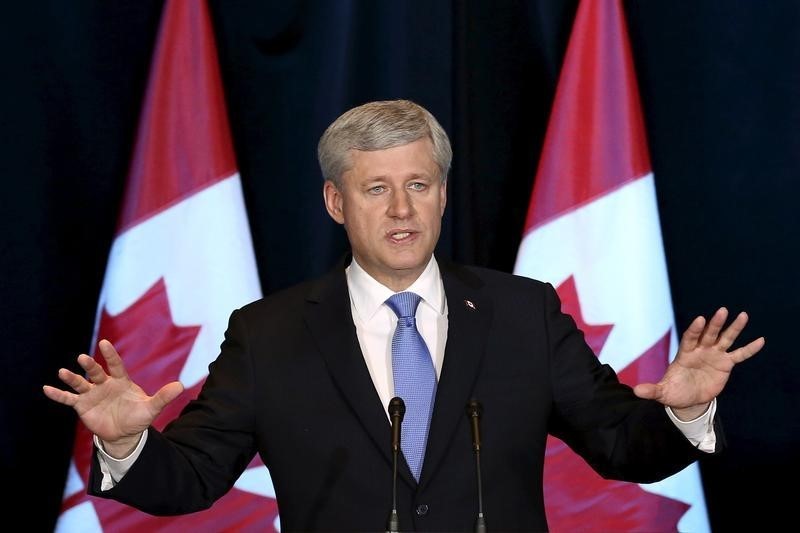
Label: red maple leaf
xmin=543 ymin=276 xmax=689 ymax=532
xmin=556 ymin=276 xmax=614 ymax=356
xmin=63 ymin=278 xmax=279 ymax=532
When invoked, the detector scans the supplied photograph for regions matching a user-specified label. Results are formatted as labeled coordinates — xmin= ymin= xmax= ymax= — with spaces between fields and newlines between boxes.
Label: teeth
xmin=392 ymin=232 xmax=411 ymax=239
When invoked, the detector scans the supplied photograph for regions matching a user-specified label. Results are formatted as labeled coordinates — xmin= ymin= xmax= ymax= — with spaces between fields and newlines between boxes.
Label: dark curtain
xmin=2 ymin=1 xmax=797 ymax=530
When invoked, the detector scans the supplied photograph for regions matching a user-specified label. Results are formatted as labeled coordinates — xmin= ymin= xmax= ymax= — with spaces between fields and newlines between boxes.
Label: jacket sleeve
xmin=89 ymin=308 xmax=258 ymax=515
xmin=541 ymin=282 xmax=714 ymax=483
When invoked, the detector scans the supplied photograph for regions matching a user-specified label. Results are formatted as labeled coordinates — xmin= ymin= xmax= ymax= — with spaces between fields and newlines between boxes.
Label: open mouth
xmin=388 ymin=230 xmax=417 ymax=242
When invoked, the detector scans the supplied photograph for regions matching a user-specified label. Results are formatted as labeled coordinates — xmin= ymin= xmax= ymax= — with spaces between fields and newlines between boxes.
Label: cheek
xmin=346 ymin=207 xmax=378 ymax=237
xmin=425 ymin=202 xmax=444 ymax=225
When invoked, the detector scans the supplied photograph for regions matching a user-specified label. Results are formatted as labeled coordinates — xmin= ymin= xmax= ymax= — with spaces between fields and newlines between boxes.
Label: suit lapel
xmin=303 ymin=261 xmax=418 ymax=488
xmin=419 ymin=261 xmax=492 ymax=489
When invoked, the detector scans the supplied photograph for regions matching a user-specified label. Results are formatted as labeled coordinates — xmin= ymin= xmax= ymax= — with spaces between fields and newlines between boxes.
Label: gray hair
xmin=317 ymin=99 xmax=452 ymax=187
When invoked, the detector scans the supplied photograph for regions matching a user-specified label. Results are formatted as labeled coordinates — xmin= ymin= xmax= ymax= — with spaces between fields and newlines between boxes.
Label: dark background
xmin=2 ymin=1 xmax=797 ymax=531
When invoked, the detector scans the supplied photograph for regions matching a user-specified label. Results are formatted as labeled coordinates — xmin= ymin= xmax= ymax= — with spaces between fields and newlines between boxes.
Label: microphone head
xmin=465 ymin=399 xmax=483 ymax=418
xmin=388 ymin=396 xmax=406 ymax=420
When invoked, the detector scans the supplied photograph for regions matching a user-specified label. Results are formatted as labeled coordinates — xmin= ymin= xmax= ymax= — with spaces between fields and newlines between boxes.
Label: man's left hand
xmin=633 ymin=307 xmax=765 ymax=420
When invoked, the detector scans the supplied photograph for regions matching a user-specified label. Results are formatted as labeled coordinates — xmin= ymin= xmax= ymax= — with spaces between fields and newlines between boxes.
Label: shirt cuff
xmin=665 ymin=398 xmax=717 ymax=453
xmin=94 ymin=430 xmax=149 ymax=491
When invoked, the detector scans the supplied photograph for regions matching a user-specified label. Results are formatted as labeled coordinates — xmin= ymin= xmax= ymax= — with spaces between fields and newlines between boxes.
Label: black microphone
xmin=387 ymin=397 xmax=406 ymax=533
xmin=466 ymin=399 xmax=487 ymax=533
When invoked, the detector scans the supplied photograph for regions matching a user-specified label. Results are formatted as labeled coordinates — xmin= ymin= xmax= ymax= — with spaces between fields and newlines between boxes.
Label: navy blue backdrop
xmin=2 ymin=1 xmax=797 ymax=531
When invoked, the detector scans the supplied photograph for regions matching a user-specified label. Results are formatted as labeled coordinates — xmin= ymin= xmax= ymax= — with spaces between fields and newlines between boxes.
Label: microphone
xmin=387 ymin=397 xmax=406 ymax=533
xmin=466 ymin=399 xmax=487 ymax=533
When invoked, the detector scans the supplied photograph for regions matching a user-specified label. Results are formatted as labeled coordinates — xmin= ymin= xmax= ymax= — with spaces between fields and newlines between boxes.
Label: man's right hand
xmin=43 ymin=339 xmax=184 ymax=458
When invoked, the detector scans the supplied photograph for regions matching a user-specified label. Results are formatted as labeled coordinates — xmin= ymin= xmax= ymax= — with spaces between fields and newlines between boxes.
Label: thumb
xmin=151 ymin=381 xmax=185 ymax=412
xmin=633 ymin=382 xmax=661 ymax=401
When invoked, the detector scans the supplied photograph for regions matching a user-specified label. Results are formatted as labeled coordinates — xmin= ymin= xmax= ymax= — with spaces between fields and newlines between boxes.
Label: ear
xmin=438 ymin=179 xmax=448 ymax=216
xmin=323 ymin=180 xmax=345 ymax=224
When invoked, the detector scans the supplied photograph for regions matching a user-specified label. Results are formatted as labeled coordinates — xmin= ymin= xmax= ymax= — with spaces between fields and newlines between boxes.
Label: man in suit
xmin=44 ymin=99 xmax=764 ymax=531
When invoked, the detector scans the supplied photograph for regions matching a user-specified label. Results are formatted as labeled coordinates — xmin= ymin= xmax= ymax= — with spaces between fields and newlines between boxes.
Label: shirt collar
xmin=346 ymin=255 xmax=445 ymax=322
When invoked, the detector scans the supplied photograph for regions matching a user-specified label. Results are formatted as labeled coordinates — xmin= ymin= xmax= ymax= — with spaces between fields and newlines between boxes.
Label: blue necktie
xmin=386 ymin=291 xmax=437 ymax=481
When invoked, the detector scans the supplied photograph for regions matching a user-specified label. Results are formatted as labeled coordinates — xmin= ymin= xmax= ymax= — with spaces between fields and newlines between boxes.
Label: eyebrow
xmin=362 ymin=172 xmax=433 ymax=182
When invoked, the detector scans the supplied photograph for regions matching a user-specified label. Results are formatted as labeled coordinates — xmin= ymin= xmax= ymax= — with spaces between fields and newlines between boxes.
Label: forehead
xmin=345 ymin=138 xmax=437 ymax=180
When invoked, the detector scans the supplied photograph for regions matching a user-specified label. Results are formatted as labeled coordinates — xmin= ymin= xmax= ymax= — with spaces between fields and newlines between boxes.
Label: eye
xmin=408 ymin=182 xmax=428 ymax=191
xmin=368 ymin=185 xmax=386 ymax=194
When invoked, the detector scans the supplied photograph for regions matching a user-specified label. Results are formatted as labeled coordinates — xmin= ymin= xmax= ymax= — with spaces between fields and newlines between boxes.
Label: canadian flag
xmin=514 ymin=0 xmax=710 ymax=531
xmin=55 ymin=1 xmax=279 ymax=531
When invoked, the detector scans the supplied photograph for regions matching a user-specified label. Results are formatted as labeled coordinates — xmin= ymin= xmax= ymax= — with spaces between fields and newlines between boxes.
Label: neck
xmin=379 ymin=271 xmax=421 ymax=292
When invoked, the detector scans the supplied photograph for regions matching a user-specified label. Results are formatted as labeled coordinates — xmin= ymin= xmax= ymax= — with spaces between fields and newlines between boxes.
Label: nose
xmin=388 ymin=190 xmax=414 ymax=218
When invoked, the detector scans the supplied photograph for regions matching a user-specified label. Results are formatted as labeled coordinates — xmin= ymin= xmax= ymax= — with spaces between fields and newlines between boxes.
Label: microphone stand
xmin=466 ymin=399 xmax=487 ymax=533
xmin=387 ymin=397 xmax=405 ymax=533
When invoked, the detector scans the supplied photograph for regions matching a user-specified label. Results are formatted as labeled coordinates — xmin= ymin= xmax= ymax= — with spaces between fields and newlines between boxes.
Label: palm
xmin=72 ymin=372 xmax=158 ymax=441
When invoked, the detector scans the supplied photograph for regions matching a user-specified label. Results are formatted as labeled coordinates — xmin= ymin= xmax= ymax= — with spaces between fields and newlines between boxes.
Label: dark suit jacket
xmin=91 ymin=258 xmax=711 ymax=532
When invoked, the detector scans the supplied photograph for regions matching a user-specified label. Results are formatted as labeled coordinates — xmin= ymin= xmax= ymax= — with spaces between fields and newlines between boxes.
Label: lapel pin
xmin=464 ymin=299 xmax=477 ymax=310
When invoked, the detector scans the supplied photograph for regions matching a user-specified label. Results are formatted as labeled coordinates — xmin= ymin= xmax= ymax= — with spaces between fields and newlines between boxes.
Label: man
xmin=44 ymin=99 xmax=764 ymax=531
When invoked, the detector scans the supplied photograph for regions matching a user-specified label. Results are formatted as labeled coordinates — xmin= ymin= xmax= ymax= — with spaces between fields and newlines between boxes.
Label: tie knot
xmin=386 ymin=291 xmax=422 ymax=319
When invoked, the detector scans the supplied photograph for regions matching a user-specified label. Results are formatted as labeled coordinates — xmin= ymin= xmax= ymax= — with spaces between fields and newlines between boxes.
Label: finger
xmin=98 ymin=339 xmax=129 ymax=380
xmin=78 ymin=353 xmax=109 ymax=385
xmin=633 ymin=382 xmax=662 ymax=401
xmin=728 ymin=336 xmax=765 ymax=364
xmin=716 ymin=311 xmax=749 ymax=351
xmin=57 ymin=366 xmax=93 ymax=394
xmin=678 ymin=316 xmax=706 ymax=353
xmin=151 ymin=381 xmax=185 ymax=412
xmin=42 ymin=384 xmax=79 ymax=407
xmin=699 ymin=307 xmax=728 ymax=347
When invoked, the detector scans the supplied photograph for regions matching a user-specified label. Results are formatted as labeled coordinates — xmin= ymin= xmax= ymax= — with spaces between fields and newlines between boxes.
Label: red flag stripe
xmin=523 ymin=0 xmax=651 ymax=234
xmin=118 ymin=0 xmax=237 ymax=233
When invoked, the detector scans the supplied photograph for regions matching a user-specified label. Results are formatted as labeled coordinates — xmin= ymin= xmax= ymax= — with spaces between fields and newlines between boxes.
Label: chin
xmin=387 ymin=250 xmax=429 ymax=267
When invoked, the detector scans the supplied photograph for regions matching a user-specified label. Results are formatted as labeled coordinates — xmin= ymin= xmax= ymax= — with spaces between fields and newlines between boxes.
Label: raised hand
xmin=43 ymin=339 xmax=184 ymax=457
xmin=633 ymin=307 xmax=765 ymax=419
